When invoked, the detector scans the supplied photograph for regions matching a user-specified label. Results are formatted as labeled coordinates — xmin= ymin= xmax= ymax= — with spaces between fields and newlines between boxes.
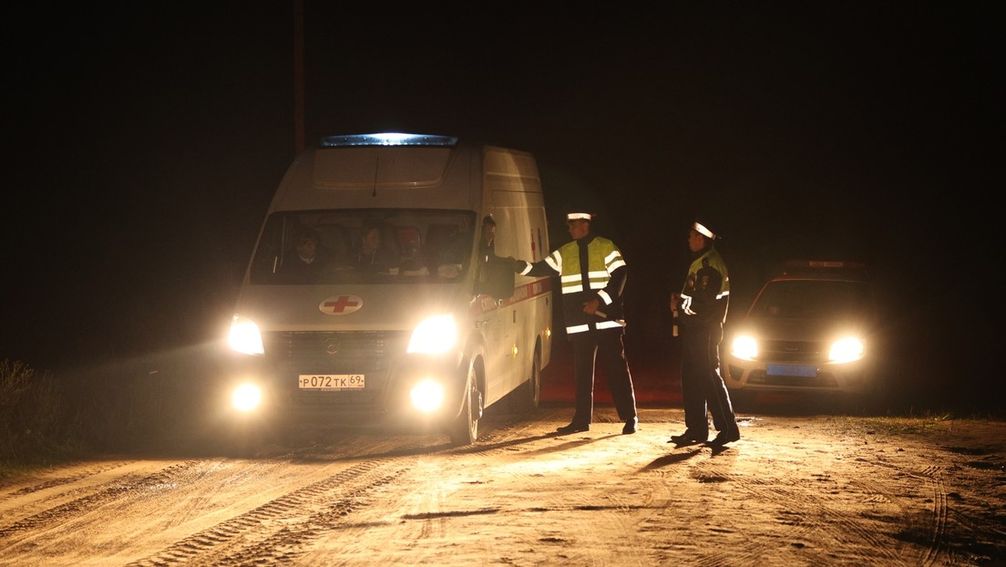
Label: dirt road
xmin=1 ymin=406 xmax=1003 ymax=566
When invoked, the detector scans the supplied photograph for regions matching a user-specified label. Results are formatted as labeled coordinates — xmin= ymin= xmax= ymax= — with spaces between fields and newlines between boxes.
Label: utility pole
xmin=293 ymin=0 xmax=305 ymax=154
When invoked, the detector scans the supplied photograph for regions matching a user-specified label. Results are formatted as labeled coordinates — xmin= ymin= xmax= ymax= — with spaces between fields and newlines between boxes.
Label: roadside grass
xmin=0 ymin=352 xmax=221 ymax=481
xmin=855 ymin=412 xmax=1006 ymax=438
xmin=0 ymin=360 xmax=84 ymax=470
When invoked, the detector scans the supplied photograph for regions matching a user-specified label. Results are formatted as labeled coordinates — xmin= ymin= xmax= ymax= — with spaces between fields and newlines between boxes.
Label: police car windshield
xmin=750 ymin=280 xmax=870 ymax=320
xmin=249 ymin=209 xmax=476 ymax=285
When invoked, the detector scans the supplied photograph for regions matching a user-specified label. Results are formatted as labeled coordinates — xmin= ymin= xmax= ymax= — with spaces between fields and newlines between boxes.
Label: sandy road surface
xmin=1 ymin=407 xmax=1003 ymax=566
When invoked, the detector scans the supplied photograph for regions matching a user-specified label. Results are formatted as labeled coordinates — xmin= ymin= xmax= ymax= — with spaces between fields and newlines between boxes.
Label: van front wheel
xmin=508 ymin=345 xmax=541 ymax=413
xmin=448 ymin=365 xmax=481 ymax=445
xmin=525 ymin=346 xmax=541 ymax=411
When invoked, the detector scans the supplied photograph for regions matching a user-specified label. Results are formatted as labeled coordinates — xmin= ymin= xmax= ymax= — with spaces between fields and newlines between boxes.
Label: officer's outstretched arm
xmin=518 ymin=249 xmax=562 ymax=277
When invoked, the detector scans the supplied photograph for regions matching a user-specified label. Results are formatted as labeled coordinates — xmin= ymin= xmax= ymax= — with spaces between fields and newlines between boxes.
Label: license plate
xmin=298 ymin=374 xmax=365 ymax=390
xmin=766 ymin=364 xmax=817 ymax=378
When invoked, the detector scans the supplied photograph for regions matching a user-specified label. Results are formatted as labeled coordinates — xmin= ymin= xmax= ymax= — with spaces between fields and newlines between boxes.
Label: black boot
xmin=668 ymin=429 xmax=708 ymax=444
xmin=707 ymin=427 xmax=740 ymax=447
xmin=556 ymin=422 xmax=590 ymax=434
xmin=622 ymin=417 xmax=638 ymax=434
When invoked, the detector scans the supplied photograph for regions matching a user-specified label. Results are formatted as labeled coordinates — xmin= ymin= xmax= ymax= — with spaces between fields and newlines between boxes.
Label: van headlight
xmin=730 ymin=334 xmax=758 ymax=361
xmin=407 ymin=314 xmax=458 ymax=354
xmin=828 ymin=336 xmax=865 ymax=363
xmin=228 ymin=315 xmax=264 ymax=355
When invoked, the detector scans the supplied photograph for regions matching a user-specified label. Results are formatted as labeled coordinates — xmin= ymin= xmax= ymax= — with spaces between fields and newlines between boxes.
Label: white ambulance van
xmin=223 ymin=133 xmax=552 ymax=444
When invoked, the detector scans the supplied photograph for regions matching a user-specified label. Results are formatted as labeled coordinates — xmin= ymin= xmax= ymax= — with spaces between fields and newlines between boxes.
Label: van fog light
xmin=231 ymin=383 xmax=262 ymax=412
xmin=410 ymin=379 xmax=445 ymax=413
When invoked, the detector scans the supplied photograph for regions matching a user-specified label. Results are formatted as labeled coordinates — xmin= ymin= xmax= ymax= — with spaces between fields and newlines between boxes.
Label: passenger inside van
xmin=281 ymin=228 xmax=329 ymax=281
xmin=353 ymin=224 xmax=399 ymax=274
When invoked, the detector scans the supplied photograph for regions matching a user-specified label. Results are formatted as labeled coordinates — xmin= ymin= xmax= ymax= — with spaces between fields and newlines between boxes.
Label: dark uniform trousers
xmin=569 ymin=329 xmax=637 ymax=426
xmin=681 ymin=323 xmax=737 ymax=436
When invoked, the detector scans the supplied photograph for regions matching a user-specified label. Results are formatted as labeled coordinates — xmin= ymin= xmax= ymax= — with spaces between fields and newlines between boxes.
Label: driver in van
xmin=475 ymin=215 xmax=515 ymax=286
xmin=479 ymin=215 xmax=497 ymax=257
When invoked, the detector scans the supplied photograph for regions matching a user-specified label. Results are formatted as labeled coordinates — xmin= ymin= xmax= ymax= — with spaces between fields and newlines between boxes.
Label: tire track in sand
xmin=687 ymin=453 xmax=907 ymax=566
xmin=857 ymin=459 xmax=950 ymax=565
xmin=0 ymin=461 xmax=200 ymax=542
xmin=127 ymin=459 xmax=404 ymax=566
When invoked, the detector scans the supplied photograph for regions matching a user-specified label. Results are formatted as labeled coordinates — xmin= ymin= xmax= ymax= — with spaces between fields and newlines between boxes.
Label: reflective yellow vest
xmin=550 ymin=237 xmax=626 ymax=334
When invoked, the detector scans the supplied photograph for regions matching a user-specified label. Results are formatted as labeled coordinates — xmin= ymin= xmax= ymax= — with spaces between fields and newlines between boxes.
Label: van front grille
xmin=263 ymin=331 xmax=409 ymax=408
xmin=265 ymin=331 xmax=407 ymax=372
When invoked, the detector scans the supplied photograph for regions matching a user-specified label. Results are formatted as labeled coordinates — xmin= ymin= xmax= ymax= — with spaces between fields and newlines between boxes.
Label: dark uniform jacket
xmin=680 ymin=246 xmax=729 ymax=329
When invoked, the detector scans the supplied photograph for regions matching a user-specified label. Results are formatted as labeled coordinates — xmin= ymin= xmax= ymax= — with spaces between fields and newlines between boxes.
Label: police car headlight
xmin=829 ymin=336 xmax=864 ymax=363
xmin=407 ymin=315 xmax=458 ymax=354
xmin=228 ymin=315 xmax=264 ymax=355
xmin=730 ymin=334 xmax=758 ymax=361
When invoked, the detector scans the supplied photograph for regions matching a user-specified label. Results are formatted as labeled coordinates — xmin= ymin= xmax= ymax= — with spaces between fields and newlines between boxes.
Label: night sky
xmin=3 ymin=4 xmax=996 ymax=408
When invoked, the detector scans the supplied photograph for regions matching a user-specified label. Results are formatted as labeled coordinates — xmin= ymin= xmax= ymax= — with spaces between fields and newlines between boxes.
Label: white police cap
xmin=693 ymin=220 xmax=716 ymax=239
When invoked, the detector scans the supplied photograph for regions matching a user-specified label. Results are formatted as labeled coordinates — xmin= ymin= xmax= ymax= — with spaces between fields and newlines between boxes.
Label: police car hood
xmin=740 ymin=315 xmax=875 ymax=342
xmin=233 ymin=282 xmax=470 ymax=332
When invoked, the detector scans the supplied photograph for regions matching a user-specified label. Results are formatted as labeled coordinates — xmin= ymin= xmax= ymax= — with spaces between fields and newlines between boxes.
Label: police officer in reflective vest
xmin=516 ymin=211 xmax=639 ymax=434
xmin=669 ymin=220 xmax=740 ymax=446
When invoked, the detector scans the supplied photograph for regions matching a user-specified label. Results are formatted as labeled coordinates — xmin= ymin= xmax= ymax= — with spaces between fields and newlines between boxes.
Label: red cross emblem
xmin=319 ymin=295 xmax=363 ymax=315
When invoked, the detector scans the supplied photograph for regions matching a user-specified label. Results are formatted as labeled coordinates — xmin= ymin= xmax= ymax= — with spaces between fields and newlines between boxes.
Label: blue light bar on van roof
xmin=320 ymin=133 xmax=458 ymax=147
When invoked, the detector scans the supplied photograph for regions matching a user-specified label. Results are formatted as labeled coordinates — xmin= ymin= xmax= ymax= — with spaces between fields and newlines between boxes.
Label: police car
xmin=723 ymin=260 xmax=879 ymax=399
